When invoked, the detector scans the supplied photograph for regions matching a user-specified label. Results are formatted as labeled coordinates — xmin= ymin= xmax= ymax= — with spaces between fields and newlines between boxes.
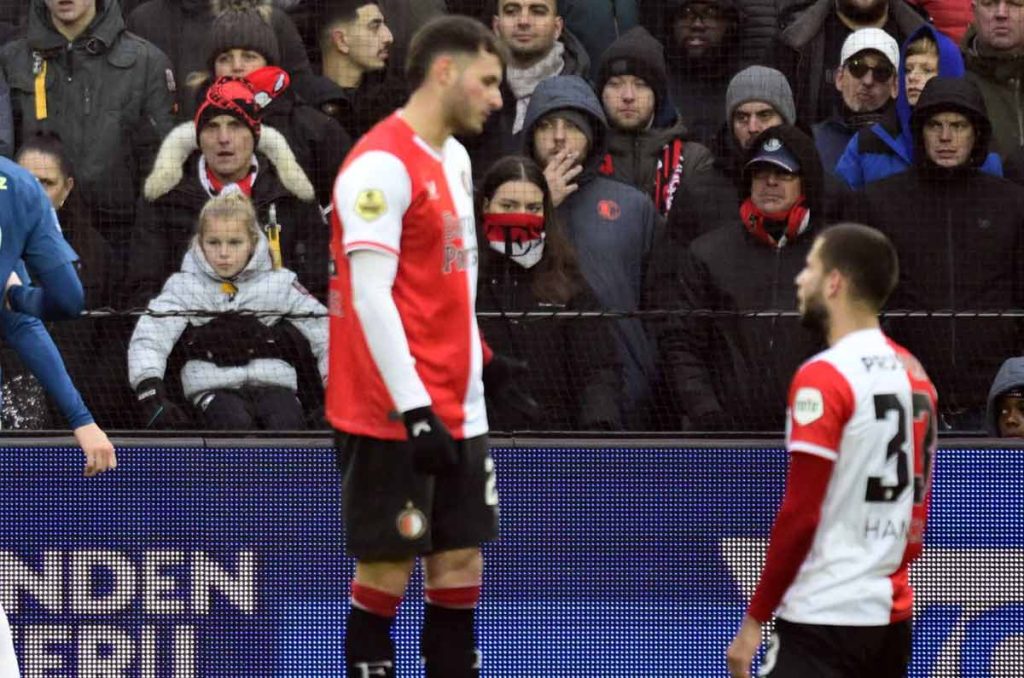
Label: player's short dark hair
xmin=817 ymin=222 xmax=899 ymax=310
xmin=405 ymin=15 xmax=507 ymax=90
xmin=16 ymin=130 xmax=75 ymax=179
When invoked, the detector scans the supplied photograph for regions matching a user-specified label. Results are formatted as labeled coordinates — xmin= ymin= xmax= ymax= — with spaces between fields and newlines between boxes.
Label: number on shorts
xmin=484 ymin=456 xmax=498 ymax=506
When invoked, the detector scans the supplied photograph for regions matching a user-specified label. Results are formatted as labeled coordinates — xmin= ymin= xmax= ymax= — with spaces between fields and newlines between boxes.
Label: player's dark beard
xmin=836 ymin=0 xmax=888 ymax=24
xmin=800 ymin=293 xmax=831 ymax=337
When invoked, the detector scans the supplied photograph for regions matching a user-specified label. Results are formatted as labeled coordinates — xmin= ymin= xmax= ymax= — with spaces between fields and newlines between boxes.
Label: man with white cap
xmin=773 ymin=0 xmax=924 ymax=126
xmin=813 ymin=28 xmax=900 ymax=173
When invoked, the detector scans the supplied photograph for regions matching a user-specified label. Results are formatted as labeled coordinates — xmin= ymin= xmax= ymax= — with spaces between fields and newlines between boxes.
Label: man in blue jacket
xmin=812 ymin=28 xmax=900 ymax=174
xmin=522 ymin=74 xmax=658 ymax=426
xmin=836 ymin=23 xmax=1003 ymax=188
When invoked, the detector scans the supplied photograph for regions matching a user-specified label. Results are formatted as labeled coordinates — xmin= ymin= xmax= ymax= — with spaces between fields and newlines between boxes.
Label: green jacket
xmin=963 ymin=24 xmax=1024 ymax=159
xmin=0 ymin=0 xmax=174 ymax=226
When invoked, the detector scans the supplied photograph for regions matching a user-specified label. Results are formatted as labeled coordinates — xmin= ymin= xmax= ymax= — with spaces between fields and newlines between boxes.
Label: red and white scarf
xmin=484 ymin=213 xmax=546 ymax=269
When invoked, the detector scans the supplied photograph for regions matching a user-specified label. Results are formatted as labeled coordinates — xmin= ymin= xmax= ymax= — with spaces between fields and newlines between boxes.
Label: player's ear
xmin=432 ymin=54 xmax=457 ymax=87
xmin=826 ymin=269 xmax=843 ymax=298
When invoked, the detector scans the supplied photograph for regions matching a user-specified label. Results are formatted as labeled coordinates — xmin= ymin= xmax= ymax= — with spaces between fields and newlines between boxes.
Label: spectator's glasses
xmin=678 ymin=5 xmax=727 ymax=23
xmin=844 ymin=59 xmax=895 ymax=83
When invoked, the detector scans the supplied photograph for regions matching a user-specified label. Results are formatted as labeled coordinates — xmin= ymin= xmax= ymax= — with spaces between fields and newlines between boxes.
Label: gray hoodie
xmin=522 ymin=75 xmax=658 ymax=417
xmin=986 ymin=357 xmax=1024 ymax=436
xmin=128 ymin=228 xmax=327 ymax=403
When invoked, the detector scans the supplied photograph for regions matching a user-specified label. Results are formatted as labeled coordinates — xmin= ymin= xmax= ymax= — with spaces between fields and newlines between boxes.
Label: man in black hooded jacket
xmin=851 ymin=76 xmax=1024 ymax=430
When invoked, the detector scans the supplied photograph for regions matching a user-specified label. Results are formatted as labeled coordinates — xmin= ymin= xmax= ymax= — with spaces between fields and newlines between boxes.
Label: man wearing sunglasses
xmin=813 ymin=29 xmax=900 ymax=173
xmin=774 ymin=0 xmax=925 ymax=126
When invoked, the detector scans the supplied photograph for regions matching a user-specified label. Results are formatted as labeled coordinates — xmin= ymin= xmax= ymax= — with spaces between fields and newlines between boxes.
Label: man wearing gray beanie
xmin=725 ymin=65 xmax=797 ymax=152
xmin=665 ymin=65 xmax=797 ymax=245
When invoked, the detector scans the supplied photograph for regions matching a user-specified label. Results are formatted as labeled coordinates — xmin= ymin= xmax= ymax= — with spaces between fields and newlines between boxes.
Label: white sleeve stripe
xmin=345 ymin=240 xmax=400 ymax=257
xmin=789 ymin=442 xmax=839 ymax=461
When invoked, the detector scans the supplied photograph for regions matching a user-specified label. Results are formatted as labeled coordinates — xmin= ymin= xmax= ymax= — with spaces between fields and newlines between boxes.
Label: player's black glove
xmin=135 ymin=378 xmax=191 ymax=430
xmin=483 ymin=353 xmax=541 ymax=422
xmin=402 ymin=406 xmax=458 ymax=474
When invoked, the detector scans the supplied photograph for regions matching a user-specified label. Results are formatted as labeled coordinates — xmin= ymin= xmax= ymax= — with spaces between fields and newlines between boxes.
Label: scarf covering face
xmin=484 ymin=212 xmax=546 ymax=269
xmin=739 ymin=195 xmax=810 ymax=248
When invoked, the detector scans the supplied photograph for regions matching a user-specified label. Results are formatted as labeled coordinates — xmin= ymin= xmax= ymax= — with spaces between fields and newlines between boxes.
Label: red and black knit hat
xmin=194 ymin=66 xmax=290 ymax=143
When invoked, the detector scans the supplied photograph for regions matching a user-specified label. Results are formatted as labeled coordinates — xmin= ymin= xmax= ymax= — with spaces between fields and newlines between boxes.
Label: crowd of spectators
xmin=0 ymin=0 xmax=1021 ymax=434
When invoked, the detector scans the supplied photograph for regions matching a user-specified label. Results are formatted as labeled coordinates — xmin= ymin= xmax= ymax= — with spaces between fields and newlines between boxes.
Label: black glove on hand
xmin=136 ymin=378 xmax=191 ymax=430
xmin=402 ymin=406 xmax=458 ymax=474
xmin=483 ymin=353 xmax=541 ymax=422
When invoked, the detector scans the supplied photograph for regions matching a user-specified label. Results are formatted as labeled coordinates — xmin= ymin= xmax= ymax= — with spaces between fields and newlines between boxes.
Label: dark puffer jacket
xmin=851 ymin=77 xmax=1024 ymax=425
xmin=0 ymin=0 xmax=175 ymax=230
xmin=260 ymin=87 xmax=352 ymax=207
xmin=654 ymin=125 xmax=826 ymax=431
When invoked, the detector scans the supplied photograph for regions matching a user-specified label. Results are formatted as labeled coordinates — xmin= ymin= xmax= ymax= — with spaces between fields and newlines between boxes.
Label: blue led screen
xmin=0 ymin=441 xmax=1021 ymax=676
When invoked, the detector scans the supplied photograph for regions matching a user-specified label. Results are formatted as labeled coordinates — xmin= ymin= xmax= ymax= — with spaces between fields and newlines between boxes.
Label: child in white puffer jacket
xmin=128 ymin=192 xmax=327 ymax=430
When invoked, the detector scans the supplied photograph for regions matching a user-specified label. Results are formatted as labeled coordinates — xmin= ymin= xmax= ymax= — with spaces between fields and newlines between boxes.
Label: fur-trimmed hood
xmin=144 ymin=122 xmax=315 ymax=202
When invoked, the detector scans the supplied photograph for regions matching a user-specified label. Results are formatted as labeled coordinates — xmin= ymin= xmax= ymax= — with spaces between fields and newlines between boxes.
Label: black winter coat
xmin=128 ymin=150 xmax=326 ymax=306
xmin=304 ymin=73 xmax=402 ymax=144
xmin=261 ymin=89 xmax=351 ymax=207
xmin=854 ymin=169 xmax=1024 ymax=420
xmin=657 ymin=225 xmax=823 ymax=430
xmin=477 ymin=253 xmax=622 ymax=431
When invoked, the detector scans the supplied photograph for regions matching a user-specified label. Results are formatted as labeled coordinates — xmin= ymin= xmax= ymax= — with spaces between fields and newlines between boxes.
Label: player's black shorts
xmin=759 ymin=618 xmax=912 ymax=678
xmin=335 ymin=431 xmax=499 ymax=560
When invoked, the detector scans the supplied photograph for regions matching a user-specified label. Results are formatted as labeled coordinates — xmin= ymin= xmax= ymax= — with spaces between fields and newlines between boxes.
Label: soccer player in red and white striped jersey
xmin=728 ymin=223 xmax=938 ymax=678
xmin=326 ymin=16 xmax=507 ymax=678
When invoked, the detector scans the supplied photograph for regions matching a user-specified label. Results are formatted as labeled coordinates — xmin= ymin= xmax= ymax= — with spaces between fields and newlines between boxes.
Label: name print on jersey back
xmin=781 ymin=329 xmax=937 ymax=627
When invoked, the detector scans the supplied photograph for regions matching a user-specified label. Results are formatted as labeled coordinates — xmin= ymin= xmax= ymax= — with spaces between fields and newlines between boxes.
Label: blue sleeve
xmin=4 ymin=174 xmax=82 ymax=318
xmin=7 ymin=260 xmax=84 ymax=319
xmin=0 ymin=308 xmax=93 ymax=428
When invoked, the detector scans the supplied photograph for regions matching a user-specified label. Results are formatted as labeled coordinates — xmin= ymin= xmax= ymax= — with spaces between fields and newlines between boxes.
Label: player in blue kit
xmin=0 ymin=155 xmax=118 ymax=673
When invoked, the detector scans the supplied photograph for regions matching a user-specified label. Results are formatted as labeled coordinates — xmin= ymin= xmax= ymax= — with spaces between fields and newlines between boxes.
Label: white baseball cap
xmin=840 ymin=28 xmax=900 ymax=69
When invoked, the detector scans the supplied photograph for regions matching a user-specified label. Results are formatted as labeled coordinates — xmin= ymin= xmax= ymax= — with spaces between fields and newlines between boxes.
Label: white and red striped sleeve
xmin=334 ymin=150 xmax=411 ymax=257
xmin=745 ymin=360 xmax=856 ymax=623
xmin=786 ymin=359 xmax=855 ymax=461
